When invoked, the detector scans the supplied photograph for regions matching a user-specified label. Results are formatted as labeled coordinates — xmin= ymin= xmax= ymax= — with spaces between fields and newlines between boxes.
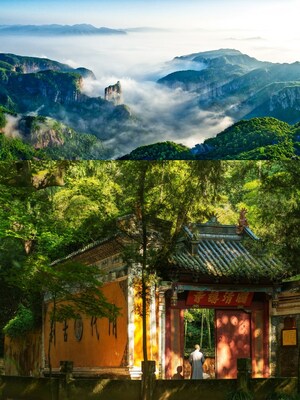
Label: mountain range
xmin=1 ymin=49 xmax=300 ymax=159
xmin=159 ymin=48 xmax=300 ymax=125
xmin=0 ymin=24 xmax=126 ymax=36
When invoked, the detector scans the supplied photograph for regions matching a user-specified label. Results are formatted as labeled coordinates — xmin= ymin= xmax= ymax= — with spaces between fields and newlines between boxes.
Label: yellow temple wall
xmin=44 ymin=279 xmax=128 ymax=369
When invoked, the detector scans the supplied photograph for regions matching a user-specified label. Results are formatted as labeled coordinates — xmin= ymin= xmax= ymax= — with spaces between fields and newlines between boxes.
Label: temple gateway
xmin=42 ymin=215 xmax=300 ymax=380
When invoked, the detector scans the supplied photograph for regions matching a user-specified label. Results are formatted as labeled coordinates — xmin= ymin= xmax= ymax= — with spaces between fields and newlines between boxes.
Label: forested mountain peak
xmin=159 ymin=49 xmax=300 ymax=126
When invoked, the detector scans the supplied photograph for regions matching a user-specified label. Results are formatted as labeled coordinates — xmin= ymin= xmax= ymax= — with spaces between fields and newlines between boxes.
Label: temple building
xmin=41 ymin=214 xmax=299 ymax=380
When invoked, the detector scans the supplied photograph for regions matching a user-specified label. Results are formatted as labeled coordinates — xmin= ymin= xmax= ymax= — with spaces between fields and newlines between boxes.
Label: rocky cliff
xmin=159 ymin=49 xmax=300 ymax=125
xmin=104 ymin=81 xmax=122 ymax=105
xmin=0 ymin=107 xmax=110 ymax=159
xmin=0 ymin=53 xmax=132 ymax=143
xmin=270 ymin=86 xmax=300 ymax=111
xmin=6 ymin=70 xmax=84 ymax=107
xmin=243 ymin=85 xmax=300 ymax=124
xmin=0 ymin=53 xmax=71 ymax=74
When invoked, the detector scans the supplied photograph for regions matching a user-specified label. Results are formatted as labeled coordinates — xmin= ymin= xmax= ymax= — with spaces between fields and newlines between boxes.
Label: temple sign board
xmin=186 ymin=291 xmax=254 ymax=307
xmin=281 ymin=329 xmax=298 ymax=347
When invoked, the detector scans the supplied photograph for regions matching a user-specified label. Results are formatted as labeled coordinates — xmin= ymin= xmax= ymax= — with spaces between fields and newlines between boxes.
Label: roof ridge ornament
xmin=205 ymin=215 xmax=221 ymax=225
xmin=236 ymin=208 xmax=249 ymax=234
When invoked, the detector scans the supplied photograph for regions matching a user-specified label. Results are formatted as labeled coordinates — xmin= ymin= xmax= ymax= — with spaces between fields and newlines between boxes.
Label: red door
xmin=216 ymin=310 xmax=251 ymax=378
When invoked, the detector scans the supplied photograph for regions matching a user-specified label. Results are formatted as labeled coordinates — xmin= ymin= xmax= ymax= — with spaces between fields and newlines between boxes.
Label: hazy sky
xmin=1 ymin=0 xmax=299 ymax=35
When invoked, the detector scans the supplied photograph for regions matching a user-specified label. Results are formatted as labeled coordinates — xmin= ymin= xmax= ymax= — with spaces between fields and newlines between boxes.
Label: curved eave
xmin=168 ymin=239 xmax=285 ymax=283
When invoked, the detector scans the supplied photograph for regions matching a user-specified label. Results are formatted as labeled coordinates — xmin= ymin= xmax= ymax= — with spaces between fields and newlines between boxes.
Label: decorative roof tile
xmin=169 ymin=217 xmax=284 ymax=282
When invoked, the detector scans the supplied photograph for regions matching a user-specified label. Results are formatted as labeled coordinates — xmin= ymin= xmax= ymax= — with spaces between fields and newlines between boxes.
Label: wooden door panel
xmin=216 ymin=310 xmax=251 ymax=379
xmin=165 ymin=309 xmax=184 ymax=379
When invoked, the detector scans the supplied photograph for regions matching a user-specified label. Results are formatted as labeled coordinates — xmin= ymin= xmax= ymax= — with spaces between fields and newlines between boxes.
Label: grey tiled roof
xmin=50 ymin=235 xmax=120 ymax=266
xmin=171 ymin=238 xmax=284 ymax=281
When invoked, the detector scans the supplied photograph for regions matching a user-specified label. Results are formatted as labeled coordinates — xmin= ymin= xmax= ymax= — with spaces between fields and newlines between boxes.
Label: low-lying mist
xmin=83 ymin=77 xmax=233 ymax=157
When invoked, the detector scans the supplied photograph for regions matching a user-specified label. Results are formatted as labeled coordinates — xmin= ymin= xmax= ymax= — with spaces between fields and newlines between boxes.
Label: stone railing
xmin=0 ymin=359 xmax=298 ymax=400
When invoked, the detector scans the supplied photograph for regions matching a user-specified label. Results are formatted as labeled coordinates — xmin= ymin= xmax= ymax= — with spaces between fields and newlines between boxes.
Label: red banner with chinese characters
xmin=186 ymin=291 xmax=253 ymax=307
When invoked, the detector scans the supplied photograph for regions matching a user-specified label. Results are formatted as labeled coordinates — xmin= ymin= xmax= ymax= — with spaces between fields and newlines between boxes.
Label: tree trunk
xmin=141 ymin=361 xmax=156 ymax=400
xmin=48 ymin=297 xmax=56 ymax=378
xmin=207 ymin=310 xmax=212 ymax=349
xmin=138 ymin=163 xmax=149 ymax=363
xmin=298 ymin=347 xmax=300 ymax=395
xmin=200 ymin=311 xmax=204 ymax=347
xmin=142 ymin=270 xmax=148 ymax=362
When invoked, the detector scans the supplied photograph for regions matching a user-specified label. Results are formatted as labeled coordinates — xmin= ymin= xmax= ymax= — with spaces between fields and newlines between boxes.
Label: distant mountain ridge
xmin=159 ymin=49 xmax=300 ymax=125
xmin=0 ymin=24 xmax=126 ymax=36
xmin=0 ymin=53 xmax=96 ymax=78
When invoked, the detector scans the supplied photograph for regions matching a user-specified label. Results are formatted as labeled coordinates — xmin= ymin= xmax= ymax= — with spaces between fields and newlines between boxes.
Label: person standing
xmin=189 ymin=344 xmax=205 ymax=379
xmin=172 ymin=366 xmax=184 ymax=380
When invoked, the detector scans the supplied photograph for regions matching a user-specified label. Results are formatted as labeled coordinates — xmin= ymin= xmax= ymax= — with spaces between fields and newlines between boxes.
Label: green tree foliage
xmin=223 ymin=161 xmax=300 ymax=274
xmin=3 ymin=305 xmax=34 ymax=338
xmin=0 ymin=107 xmax=6 ymax=129
xmin=118 ymin=161 xmax=223 ymax=263
xmin=0 ymin=161 xmax=122 ymax=362
xmin=117 ymin=161 xmax=223 ymax=367
xmin=0 ymin=134 xmax=41 ymax=160
xmin=0 ymin=160 xmax=299 ymax=360
xmin=0 ymin=238 xmax=29 ymax=355
xmin=184 ymin=309 xmax=215 ymax=353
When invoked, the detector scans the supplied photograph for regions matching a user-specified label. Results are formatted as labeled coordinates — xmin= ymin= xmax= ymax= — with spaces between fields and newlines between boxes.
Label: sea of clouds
xmin=0 ymin=28 xmax=298 ymax=156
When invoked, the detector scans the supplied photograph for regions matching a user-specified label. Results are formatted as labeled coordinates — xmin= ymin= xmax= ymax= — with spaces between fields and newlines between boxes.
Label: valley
xmin=1 ymin=46 xmax=300 ymax=159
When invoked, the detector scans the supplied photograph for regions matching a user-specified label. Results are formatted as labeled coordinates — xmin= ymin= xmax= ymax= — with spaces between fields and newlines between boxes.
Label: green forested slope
xmin=196 ymin=117 xmax=296 ymax=159
xmin=0 ymin=107 xmax=109 ymax=159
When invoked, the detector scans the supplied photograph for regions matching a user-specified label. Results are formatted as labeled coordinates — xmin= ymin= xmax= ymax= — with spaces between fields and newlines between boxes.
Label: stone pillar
xmin=149 ymin=285 xmax=157 ymax=361
xmin=158 ymin=290 xmax=166 ymax=379
xmin=141 ymin=360 xmax=156 ymax=400
xmin=127 ymin=268 xmax=137 ymax=378
xmin=237 ymin=358 xmax=252 ymax=391
xmin=158 ymin=283 xmax=172 ymax=379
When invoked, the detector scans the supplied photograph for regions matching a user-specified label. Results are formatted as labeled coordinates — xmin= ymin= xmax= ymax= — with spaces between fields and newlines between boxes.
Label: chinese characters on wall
xmin=59 ymin=315 xmax=117 ymax=342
